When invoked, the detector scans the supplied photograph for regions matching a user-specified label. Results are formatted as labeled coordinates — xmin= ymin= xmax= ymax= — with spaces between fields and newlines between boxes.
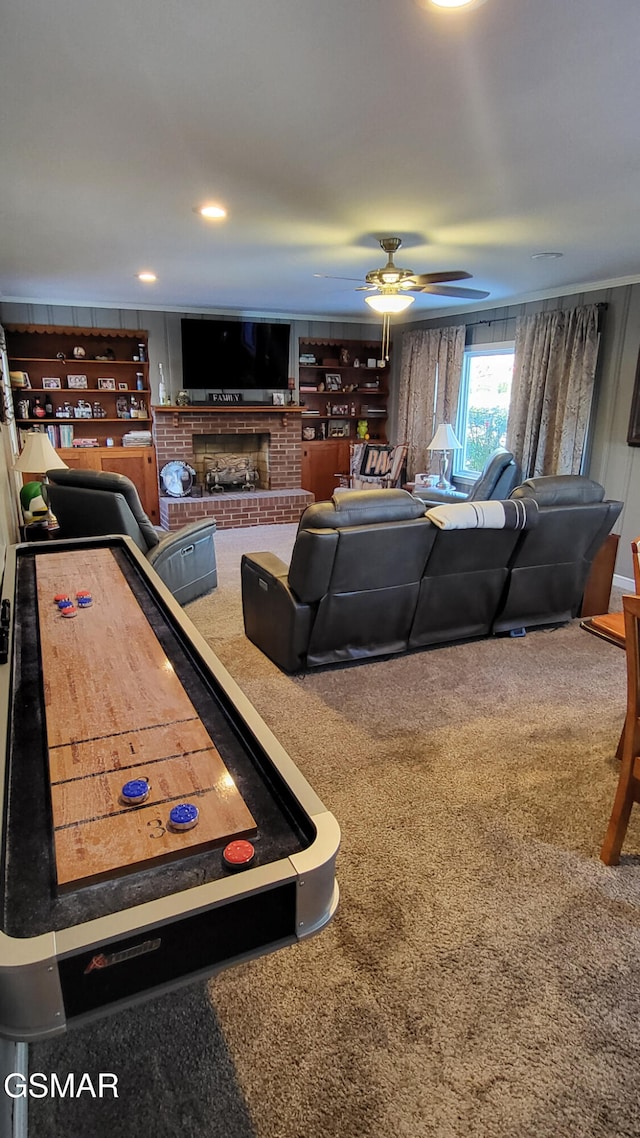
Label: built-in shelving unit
xmin=6 ymin=324 xmax=159 ymax=522
xmin=298 ymin=337 xmax=388 ymax=501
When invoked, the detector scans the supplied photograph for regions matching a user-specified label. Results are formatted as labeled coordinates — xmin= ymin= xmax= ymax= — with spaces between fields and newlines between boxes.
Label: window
xmin=455 ymin=344 xmax=514 ymax=476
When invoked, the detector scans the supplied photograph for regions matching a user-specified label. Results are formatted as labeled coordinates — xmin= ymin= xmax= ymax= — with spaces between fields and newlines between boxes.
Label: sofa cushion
xmin=426 ymin=498 xmax=538 ymax=531
xmin=299 ymin=489 xmax=426 ymax=532
xmin=510 ymin=474 xmax=605 ymax=506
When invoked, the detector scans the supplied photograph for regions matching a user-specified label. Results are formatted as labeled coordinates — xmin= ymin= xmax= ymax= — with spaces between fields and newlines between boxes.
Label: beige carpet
xmin=30 ymin=526 xmax=640 ymax=1138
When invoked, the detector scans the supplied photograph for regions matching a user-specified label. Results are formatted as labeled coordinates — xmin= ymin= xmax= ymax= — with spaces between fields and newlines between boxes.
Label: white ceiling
xmin=2 ymin=0 xmax=640 ymax=322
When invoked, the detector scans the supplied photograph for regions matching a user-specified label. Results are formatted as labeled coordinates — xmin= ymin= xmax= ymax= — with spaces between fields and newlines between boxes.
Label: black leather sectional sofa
xmin=241 ymin=476 xmax=623 ymax=672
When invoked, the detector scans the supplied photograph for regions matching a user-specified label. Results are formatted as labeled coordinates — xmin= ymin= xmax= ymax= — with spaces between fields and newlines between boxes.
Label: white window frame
xmin=454 ymin=342 xmax=514 ymax=478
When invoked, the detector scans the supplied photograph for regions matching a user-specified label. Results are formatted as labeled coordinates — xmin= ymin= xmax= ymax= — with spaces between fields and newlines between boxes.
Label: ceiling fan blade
xmin=314 ymin=273 xmax=366 ymax=282
xmin=411 ymin=270 xmax=473 ymax=286
xmin=410 ymin=283 xmax=491 ymax=299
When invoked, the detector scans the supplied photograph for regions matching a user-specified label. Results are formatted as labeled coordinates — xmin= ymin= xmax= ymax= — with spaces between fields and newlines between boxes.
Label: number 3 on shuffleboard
xmin=147 ymin=818 xmax=166 ymax=839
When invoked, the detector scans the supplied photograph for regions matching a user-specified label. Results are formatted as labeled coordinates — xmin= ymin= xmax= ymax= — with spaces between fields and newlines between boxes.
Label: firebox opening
xmin=192 ymin=433 xmax=270 ymax=491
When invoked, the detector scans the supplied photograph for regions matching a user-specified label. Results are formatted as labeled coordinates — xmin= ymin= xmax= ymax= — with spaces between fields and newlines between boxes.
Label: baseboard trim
xmin=613 ymin=574 xmax=635 ymax=592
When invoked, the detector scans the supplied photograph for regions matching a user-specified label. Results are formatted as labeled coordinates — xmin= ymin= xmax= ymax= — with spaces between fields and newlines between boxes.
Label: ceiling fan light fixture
xmin=365 ymin=292 xmax=415 ymax=314
xmin=137 ymin=271 xmax=157 ymax=283
xmin=421 ymin=0 xmax=488 ymax=9
xmin=198 ymin=204 xmax=227 ymax=220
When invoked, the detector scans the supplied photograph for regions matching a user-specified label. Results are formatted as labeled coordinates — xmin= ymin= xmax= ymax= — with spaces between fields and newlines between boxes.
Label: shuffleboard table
xmin=0 ymin=536 xmax=339 ymax=1045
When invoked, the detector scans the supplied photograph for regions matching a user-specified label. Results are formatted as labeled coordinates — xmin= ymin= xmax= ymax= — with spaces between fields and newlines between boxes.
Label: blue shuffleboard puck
xmin=168 ymin=803 xmax=199 ymax=832
xmin=121 ymin=778 xmax=150 ymax=805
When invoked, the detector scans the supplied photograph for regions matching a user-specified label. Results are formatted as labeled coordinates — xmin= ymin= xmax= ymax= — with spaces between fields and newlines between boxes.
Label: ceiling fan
xmin=317 ymin=237 xmax=490 ymax=358
xmin=317 ymin=236 xmax=490 ymax=301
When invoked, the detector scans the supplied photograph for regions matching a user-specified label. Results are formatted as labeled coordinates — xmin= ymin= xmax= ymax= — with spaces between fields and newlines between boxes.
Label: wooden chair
xmin=601 ymin=591 xmax=640 ymax=864
xmin=581 ymin=537 xmax=640 ymax=648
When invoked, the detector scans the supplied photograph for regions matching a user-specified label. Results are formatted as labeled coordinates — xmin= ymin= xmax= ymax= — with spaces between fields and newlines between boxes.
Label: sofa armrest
xmin=148 ymin=519 xmax=218 ymax=604
xmin=241 ymin=552 xmax=314 ymax=673
xmin=148 ymin=518 xmax=217 ymax=564
xmin=411 ymin=487 xmax=468 ymax=505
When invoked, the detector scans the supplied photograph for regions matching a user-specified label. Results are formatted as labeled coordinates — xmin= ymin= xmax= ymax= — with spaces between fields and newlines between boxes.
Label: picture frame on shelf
xmin=118 ymin=382 xmax=128 ymax=391
xmin=272 ymin=392 xmax=286 ymax=406
xmin=331 ymin=403 xmax=349 ymax=416
xmin=66 ymin=374 xmax=88 ymax=390
xmin=328 ymin=420 xmax=348 ymax=438
xmin=97 ymin=378 xmax=117 ymax=391
xmin=325 ymin=374 xmax=342 ymax=391
xmin=42 ymin=377 xmax=61 ymax=389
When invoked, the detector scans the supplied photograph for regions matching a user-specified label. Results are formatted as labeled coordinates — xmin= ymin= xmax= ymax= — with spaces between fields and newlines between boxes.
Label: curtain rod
xmin=464 ymin=301 xmax=608 ymax=329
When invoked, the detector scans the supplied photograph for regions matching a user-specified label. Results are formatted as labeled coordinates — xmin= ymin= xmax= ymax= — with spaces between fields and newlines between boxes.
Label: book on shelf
xmin=59 ymin=424 xmax=74 ymax=448
xmin=46 ymin=424 xmax=60 ymax=449
xmin=72 ymin=438 xmax=99 ymax=447
xmin=301 ymin=409 xmax=320 ymax=416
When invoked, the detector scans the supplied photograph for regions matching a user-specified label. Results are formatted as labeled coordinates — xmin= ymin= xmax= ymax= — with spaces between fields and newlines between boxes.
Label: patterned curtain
xmin=396 ymin=325 xmax=465 ymax=478
xmin=506 ymin=304 xmax=601 ymax=478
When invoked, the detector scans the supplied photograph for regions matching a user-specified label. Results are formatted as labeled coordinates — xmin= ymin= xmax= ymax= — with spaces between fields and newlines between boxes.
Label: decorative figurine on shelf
xmin=339 ymin=347 xmax=350 ymax=366
xmin=357 ymin=419 xmax=369 ymax=440
xmin=72 ymin=346 xmax=86 ymax=360
xmin=354 ymin=358 xmax=360 ymax=368
xmin=56 ymin=352 xmax=66 ymax=362
xmin=176 ymin=390 xmax=191 ymax=407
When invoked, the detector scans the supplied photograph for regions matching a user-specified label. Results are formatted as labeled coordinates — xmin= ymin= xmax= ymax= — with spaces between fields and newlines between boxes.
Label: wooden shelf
xmin=17 ymin=418 xmax=150 ymax=424
xmin=10 ymin=358 xmax=148 ymax=367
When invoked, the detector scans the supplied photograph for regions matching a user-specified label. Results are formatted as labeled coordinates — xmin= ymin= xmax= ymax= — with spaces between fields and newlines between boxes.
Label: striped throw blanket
xmin=425 ymin=498 xmax=537 ymax=531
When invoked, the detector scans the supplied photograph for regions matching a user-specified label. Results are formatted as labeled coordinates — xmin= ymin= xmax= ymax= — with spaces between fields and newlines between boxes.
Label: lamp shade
xmin=365 ymin=292 xmax=415 ymax=314
xmin=427 ymin=423 xmax=463 ymax=451
xmin=14 ymin=431 xmax=68 ymax=474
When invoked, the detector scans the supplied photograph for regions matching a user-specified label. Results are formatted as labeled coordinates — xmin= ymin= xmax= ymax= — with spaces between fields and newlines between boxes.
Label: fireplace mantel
xmin=152 ymin=404 xmax=302 ymax=415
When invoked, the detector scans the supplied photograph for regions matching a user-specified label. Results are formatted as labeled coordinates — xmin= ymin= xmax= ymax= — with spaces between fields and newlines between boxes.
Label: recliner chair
xmin=411 ymin=447 xmax=520 ymax=506
xmin=45 ymin=467 xmax=217 ymax=604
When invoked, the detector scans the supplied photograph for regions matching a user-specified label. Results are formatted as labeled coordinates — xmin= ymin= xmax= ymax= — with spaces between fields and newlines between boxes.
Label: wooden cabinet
xmin=6 ymin=323 xmax=159 ymax=522
xmin=301 ymin=439 xmax=350 ymax=503
xmin=298 ymin=337 xmax=388 ymax=500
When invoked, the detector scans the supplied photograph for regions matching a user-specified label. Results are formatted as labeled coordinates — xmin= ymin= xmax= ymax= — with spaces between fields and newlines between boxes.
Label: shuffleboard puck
xmin=168 ymin=803 xmax=199 ymax=831
xmin=60 ymin=605 xmax=77 ymax=618
xmin=76 ymin=590 xmax=93 ymax=607
xmin=121 ymin=778 xmax=150 ymax=805
xmin=57 ymin=598 xmax=73 ymax=611
xmin=54 ymin=594 xmax=71 ymax=605
xmin=222 ymin=840 xmax=255 ymax=871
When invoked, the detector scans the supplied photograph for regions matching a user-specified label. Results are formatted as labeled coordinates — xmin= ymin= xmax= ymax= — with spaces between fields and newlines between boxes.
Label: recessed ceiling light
xmin=198 ymin=204 xmax=227 ymax=220
xmin=417 ymin=0 xmax=488 ymax=9
xmin=137 ymin=271 xmax=157 ymax=282
xmin=531 ymin=252 xmax=564 ymax=260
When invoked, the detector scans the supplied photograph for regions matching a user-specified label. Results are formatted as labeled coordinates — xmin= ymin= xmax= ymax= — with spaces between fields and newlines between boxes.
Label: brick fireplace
xmin=153 ymin=406 xmax=313 ymax=530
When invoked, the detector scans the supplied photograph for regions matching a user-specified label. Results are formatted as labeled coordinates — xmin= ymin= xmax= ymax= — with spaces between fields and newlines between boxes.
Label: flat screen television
xmin=181 ymin=318 xmax=291 ymax=390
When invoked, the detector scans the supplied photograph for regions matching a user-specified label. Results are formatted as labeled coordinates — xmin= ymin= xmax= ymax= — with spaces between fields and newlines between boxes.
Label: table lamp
xmin=426 ymin=423 xmax=462 ymax=490
xmin=14 ymin=430 xmax=68 ymax=529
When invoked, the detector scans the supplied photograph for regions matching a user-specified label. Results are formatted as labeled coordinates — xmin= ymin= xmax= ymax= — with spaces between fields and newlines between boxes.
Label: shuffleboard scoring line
xmin=47 ymin=715 xmax=201 ymax=752
xmin=50 ymin=745 xmax=219 ymax=787
xmin=53 ymin=785 xmax=229 ymax=832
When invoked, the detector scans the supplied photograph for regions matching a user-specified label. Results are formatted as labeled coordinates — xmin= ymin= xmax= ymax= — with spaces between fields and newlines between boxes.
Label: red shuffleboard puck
xmin=222 ymin=840 xmax=255 ymax=871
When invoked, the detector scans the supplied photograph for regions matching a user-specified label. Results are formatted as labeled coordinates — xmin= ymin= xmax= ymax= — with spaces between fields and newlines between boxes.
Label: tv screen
xmin=181 ymin=319 xmax=291 ymax=390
